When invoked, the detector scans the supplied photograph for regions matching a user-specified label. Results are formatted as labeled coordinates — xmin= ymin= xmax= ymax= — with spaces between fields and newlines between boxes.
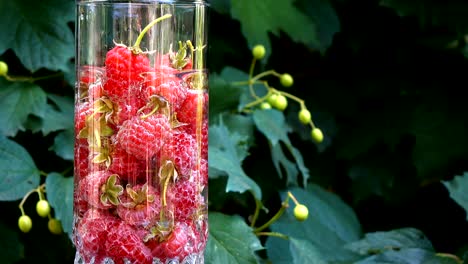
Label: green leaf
xmin=0 ymin=0 xmax=74 ymax=72
xmin=289 ymin=238 xmax=327 ymax=264
xmin=0 ymin=79 xmax=47 ymax=137
xmin=345 ymin=228 xmax=434 ymax=256
xmin=45 ymin=173 xmax=74 ymax=238
xmin=0 ymin=137 xmax=40 ymax=201
xmin=205 ymin=212 xmax=263 ymax=264
xmin=253 ymin=109 xmax=310 ymax=186
xmin=230 ymin=0 xmax=320 ymax=59
xmin=410 ymin=101 xmax=468 ymax=179
xmin=209 ymin=68 xmax=246 ymax=122
xmin=49 ymin=129 xmax=74 ymax=161
xmin=0 ymin=221 xmax=24 ymax=263
xmin=355 ymin=248 xmax=460 ymax=264
xmin=267 ymin=184 xmax=362 ymax=263
xmin=380 ymin=0 xmax=468 ymax=35
xmin=41 ymin=94 xmax=74 ymax=135
xmin=223 ymin=113 xmax=255 ymax=149
xmin=442 ymin=172 xmax=468 ymax=221
xmin=209 ymin=122 xmax=262 ymax=199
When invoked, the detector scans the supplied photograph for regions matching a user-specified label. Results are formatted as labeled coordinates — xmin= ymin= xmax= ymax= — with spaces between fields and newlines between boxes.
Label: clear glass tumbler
xmin=73 ymin=1 xmax=208 ymax=263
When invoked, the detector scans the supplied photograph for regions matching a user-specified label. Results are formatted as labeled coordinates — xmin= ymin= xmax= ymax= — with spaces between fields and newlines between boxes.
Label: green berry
xmin=0 ymin=61 xmax=8 ymax=76
xmin=280 ymin=73 xmax=294 ymax=87
xmin=293 ymin=204 xmax=309 ymax=221
xmin=252 ymin=45 xmax=266 ymax=60
xmin=311 ymin=128 xmax=324 ymax=143
xmin=36 ymin=200 xmax=51 ymax=218
xmin=18 ymin=215 xmax=32 ymax=233
xmin=298 ymin=109 xmax=311 ymax=124
xmin=273 ymin=94 xmax=288 ymax=111
xmin=48 ymin=218 xmax=63 ymax=235
xmin=267 ymin=93 xmax=278 ymax=105
xmin=260 ymin=102 xmax=272 ymax=109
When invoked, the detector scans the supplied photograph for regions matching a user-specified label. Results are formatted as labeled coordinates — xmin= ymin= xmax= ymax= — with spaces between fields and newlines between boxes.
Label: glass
xmin=73 ymin=1 xmax=208 ymax=263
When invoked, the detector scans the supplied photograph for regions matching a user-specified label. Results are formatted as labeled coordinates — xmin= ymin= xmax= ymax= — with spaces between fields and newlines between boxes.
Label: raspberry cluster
xmin=73 ymin=42 xmax=208 ymax=264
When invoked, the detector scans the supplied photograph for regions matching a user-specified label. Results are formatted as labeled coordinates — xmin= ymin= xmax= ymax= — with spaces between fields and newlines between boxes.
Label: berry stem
xmin=287 ymin=191 xmax=300 ymax=206
xmin=251 ymin=70 xmax=282 ymax=83
xmin=18 ymin=184 xmax=45 ymax=216
xmin=255 ymin=231 xmax=289 ymax=240
xmin=132 ymin=14 xmax=172 ymax=54
xmin=254 ymin=195 xmax=290 ymax=233
xmin=250 ymin=198 xmax=263 ymax=228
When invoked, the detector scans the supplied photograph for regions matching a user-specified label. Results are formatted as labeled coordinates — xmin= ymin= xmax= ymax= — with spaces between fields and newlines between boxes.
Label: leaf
xmin=209 ymin=0 xmax=231 ymax=14
xmin=0 ymin=79 xmax=47 ymax=137
xmin=253 ymin=109 xmax=310 ymax=186
xmin=230 ymin=0 xmax=320 ymax=59
xmin=345 ymin=228 xmax=434 ymax=256
xmin=209 ymin=68 xmax=246 ymax=122
xmin=209 ymin=122 xmax=262 ymax=199
xmin=0 ymin=221 xmax=24 ymax=263
xmin=380 ymin=0 xmax=468 ymax=34
xmin=41 ymin=94 xmax=74 ymax=135
xmin=355 ymin=248 xmax=460 ymax=264
xmin=267 ymin=184 xmax=362 ymax=263
xmin=410 ymin=100 xmax=468 ymax=179
xmin=49 ymin=129 xmax=74 ymax=161
xmin=205 ymin=212 xmax=263 ymax=264
xmin=0 ymin=137 xmax=40 ymax=201
xmin=0 ymin=0 xmax=74 ymax=72
xmin=442 ymin=172 xmax=468 ymax=221
xmin=289 ymin=238 xmax=327 ymax=264
xmin=45 ymin=173 xmax=74 ymax=238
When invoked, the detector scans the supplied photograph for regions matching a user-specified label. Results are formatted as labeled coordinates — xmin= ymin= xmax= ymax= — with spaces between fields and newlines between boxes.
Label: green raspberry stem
xmin=255 ymin=231 xmax=289 ymax=240
xmin=132 ymin=14 xmax=172 ymax=54
xmin=254 ymin=194 xmax=290 ymax=233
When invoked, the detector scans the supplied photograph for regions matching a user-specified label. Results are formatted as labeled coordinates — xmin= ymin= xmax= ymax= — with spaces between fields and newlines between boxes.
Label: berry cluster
xmin=73 ymin=15 xmax=208 ymax=264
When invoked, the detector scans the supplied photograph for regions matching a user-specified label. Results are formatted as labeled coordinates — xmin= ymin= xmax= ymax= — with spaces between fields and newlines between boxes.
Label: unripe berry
xmin=260 ymin=102 xmax=272 ymax=109
xmin=298 ymin=109 xmax=311 ymax=124
xmin=18 ymin=215 xmax=32 ymax=233
xmin=293 ymin=204 xmax=309 ymax=221
xmin=280 ymin=73 xmax=294 ymax=87
xmin=48 ymin=218 xmax=63 ymax=235
xmin=311 ymin=128 xmax=324 ymax=143
xmin=267 ymin=93 xmax=278 ymax=105
xmin=36 ymin=200 xmax=51 ymax=218
xmin=273 ymin=94 xmax=288 ymax=111
xmin=252 ymin=45 xmax=266 ymax=60
xmin=0 ymin=61 xmax=8 ymax=76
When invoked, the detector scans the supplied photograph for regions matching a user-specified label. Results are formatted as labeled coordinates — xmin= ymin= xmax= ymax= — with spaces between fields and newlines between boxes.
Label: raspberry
xmin=115 ymin=114 xmax=171 ymax=160
xmin=159 ymin=131 xmax=196 ymax=178
xmin=148 ymin=221 xmax=197 ymax=263
xmin=105 ymin=221 xmax=152 ymax=264
xmin=117 ymin=184 xmax=161 ymax=228
xmin=75 ymin=209 xmax=120 ymax=263
xmin=74 ymin=139 xmax=90 ymax=179
xmin=79 ymin=171 xmax=123 ymax=209
xmin=191 ymin=158 xmax=208 ymax=186
xmin=108 ymin=143 xmax=145 ymax=181
xmin=144 ymin=76 xmax=187 ymax=110
xmin=166 ymin=180 xmax=203 ymax=219
xmin=103 ymin=46 xmax=150 ymax=102
xmin=74 ymin=102 xmax=93 ymax=135
xmin=177 ymin=90 xmax=208 ymax=146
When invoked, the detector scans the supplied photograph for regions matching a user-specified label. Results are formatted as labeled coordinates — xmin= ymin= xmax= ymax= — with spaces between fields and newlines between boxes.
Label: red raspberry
xmin=103 ymin=46 xmax=150 ymax=102
xmin=105 ymin=221 xmax=153 ymax=264
xmin=166 ymin=180 xmax=203 ymax=220
xmin=78 ymin=66 xmax=105 ymax=99
xmin=143 ymin=75 xmax=187 ymax=110
xmin=115 ymin=114 xmax=171 ymax=160
xmin=177 ymin=90 xmax=208 ymax=139
xmin=159 ymin=131 xmax=196 ymax=178
xmin=74 ymin=139 xmax=90 ymax=179
xmin=108 ymin=143 xmax=145 ymax=181
xmin=117 ymin=184 xmax=161 ymax=228
xmin=113 ymin=97 xmax=146 ymax=126
xmin=74 ymin=102 xmax=93 ymax=135
xmin=79 ymin=171 xmax=123 ymax=209
xmin=74 ymin=209 xmax=119 ymax=263
xmin=148 ymin=221 xmax=197 ymax=263
xmin=191 ymin=158 xmax=208 ymax=187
